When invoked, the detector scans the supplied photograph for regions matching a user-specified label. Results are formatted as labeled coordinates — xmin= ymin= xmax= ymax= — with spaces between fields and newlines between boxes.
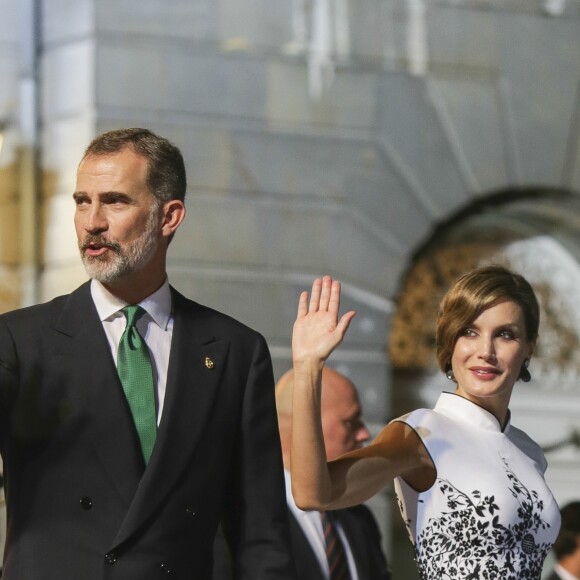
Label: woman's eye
xmin=500 ymin=330 xmax=515 ymax=340
xmin=462 ymin=328 xmax=476 ymax=337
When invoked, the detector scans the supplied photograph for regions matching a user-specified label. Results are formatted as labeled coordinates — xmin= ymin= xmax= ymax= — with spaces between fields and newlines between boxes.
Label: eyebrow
xmin=72 ymin=191 xmax=134 ymax=203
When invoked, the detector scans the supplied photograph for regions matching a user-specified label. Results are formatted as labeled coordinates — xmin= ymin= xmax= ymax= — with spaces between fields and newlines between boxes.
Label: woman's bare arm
xmin=290 ymin=276 xmax=434 ymax=510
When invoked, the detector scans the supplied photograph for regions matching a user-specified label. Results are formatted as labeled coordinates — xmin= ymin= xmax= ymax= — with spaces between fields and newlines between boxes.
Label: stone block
xmin=43 ymin=0 xmax=93 ymax=44
xmin=429 ymin=76 xmax=509 ymax=192
xmin=96 ymin=43 xmax=267 ymax=120
xmin=42 ymin=40 xmax=95 ymax=119
xmin=267 ymin=60 xmax=377 ymax=129
xmin=39 ymin=260 xmax=87 ymax=302
xmin=428 ymin=6 xmax=501 ymax=72
xmin=96 ymin=0 xmax=217 ymax=41
xmin=0 ymin=198 xmax=19 ymax=262
xmin=41 ymin=192 xmax=79 ymax=266
xmin=496 ymin=14 xmax=580 ymax=185
xmin=378 ymin=72 xmax=469 ymax=217
xmin=0 ymin=264 xmax=20 ymax=314
xmin=42 ymin=116 xmax=96 ymax=196
xmin=218 ymin=0 xmax=292 ymax=49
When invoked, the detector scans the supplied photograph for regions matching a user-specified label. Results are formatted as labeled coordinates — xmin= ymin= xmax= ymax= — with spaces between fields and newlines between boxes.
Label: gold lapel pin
xmin=205 ymin=356 xmax=214 ymax=369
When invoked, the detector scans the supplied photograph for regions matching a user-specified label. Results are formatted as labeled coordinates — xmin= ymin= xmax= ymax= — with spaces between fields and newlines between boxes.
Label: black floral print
xmin=399 ymin=454 xmax=554 ymax=580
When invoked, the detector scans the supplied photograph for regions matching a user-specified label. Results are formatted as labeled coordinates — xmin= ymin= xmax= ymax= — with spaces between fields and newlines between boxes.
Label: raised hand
xmin=292 ymin=275 xmax=356 ymax=365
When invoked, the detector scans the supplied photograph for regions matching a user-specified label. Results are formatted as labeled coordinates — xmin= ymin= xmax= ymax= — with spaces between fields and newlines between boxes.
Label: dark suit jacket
xmin=288 ymin=507 xmax=391 ymax=580
xmin=0 ymin=282 xmax=294 ymax=580
xmin=214 ymin=504 xmax=390 ymax=580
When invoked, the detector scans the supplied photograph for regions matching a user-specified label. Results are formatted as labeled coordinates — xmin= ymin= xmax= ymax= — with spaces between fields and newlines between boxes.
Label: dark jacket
xmin=0 ymin=282 xmax=294 ymax=579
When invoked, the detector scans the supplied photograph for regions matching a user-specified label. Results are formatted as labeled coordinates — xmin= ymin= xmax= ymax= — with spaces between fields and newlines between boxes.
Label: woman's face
xmin=451 ymin=299 xmax=535 ymax=424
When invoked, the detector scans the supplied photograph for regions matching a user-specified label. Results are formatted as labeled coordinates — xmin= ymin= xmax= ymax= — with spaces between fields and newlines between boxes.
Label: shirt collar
xmin=555 ymin=563 xmax=580 ymax=580
xmin=90 ymin=278 xmax=172 ymax=330
xmin=435 ymin=392 xmax=512 ymax=434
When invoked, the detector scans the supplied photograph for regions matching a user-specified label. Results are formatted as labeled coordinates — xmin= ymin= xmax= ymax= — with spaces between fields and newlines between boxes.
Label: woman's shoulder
xmin=390 ymin=406 xmax=444 ymax=430
xmin=507 ymin=424 xmax=548 ymax=472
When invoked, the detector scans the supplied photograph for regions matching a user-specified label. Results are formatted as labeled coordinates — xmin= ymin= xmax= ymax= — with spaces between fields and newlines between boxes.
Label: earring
xmin=519 ymin=359 xmax=531 ymax=383
xmin=446 ymin=368 xmax=455 ymax=381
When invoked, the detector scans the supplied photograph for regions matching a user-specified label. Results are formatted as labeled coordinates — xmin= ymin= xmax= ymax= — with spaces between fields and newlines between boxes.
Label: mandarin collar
xmin=434 ymin=392 xmax=511 ymax=434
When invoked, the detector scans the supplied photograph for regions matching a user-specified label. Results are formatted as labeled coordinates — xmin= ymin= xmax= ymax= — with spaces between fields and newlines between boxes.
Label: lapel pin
xmin=205 ymin=357 xmax=214 ymax=369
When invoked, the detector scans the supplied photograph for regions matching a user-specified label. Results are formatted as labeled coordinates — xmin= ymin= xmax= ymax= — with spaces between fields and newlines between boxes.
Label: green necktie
xmin=117 ymin=305 xmax=157 ymax=464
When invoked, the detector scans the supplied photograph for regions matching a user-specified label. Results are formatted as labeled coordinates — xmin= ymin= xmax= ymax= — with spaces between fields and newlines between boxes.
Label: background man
xmin=216 ymin=366 xmax=391 ymax=579
xmin=546 ymin=501 xmax=580 ymax=580
xmin=276 ymin=367 xmax=391 ymax=580
xmin=0 ymin=128 xmax=294 ymax=579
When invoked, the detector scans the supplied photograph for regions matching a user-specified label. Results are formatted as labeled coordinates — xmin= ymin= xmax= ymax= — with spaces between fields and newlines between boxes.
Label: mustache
xmin=79 ymin=235 xmax=122 ymax=254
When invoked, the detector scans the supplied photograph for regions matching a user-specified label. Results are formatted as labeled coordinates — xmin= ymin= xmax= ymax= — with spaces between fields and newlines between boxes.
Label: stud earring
xmin=446 ymin=368 xmax=455 ymax=381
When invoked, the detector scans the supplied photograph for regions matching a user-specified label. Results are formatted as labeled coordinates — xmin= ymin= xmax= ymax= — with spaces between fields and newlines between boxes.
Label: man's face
xmin=321 ymin=373 xmax=370 ymax=461
xmin=74 ymin=148 xmax=161 ymax=284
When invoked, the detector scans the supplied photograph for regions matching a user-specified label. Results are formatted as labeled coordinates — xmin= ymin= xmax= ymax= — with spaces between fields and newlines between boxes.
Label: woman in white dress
xmin=290 ymin=266 xmax=560 ymax=580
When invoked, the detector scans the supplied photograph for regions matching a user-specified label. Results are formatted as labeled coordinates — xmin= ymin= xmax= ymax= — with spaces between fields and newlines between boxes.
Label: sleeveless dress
xmin=394 ymin=392 xmax=560 ymax=580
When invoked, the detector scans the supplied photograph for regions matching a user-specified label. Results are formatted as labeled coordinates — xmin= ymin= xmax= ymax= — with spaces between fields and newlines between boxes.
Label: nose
xmin=479 ymin=335 xmax=497 ymax=363
xmin=82 ymin=205 xmax=108 ymax=234
xmin=356 ymin=422 xmax=370 ymax=444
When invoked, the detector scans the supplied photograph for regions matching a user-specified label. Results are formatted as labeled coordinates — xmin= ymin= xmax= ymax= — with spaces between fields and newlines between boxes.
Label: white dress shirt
xmin=284 ymin=469 xmax=359 ymax=580
xmin=90 ymin=279 xmax=173 ymax=424
xmin=554 ymin=563 xmax=580 ymax=580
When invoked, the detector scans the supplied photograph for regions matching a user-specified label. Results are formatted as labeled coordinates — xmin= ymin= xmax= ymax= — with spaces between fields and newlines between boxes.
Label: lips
xmin=470 ymin=366 xmax=501 ymax=380
xmin=85 ymin=243 xmax=110 ymax=257
xmin=80 ymin=236 xmax=120 ymax=258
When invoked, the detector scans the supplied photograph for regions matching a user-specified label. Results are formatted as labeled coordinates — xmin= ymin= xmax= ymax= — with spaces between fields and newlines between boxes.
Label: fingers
xmin=328 ymin=279 xmax=341 ymax=316
xmin=298 ymin=275 xmax=353 ymax=323
xmin=336 ymin=310 xmax=356 ymax=337
xmin=309 ymin=278 xmax=323 ymax=312
xmin=319 ymin=275 xmax=332 ymax=311
xmin=297 ymin=290 xmax=309 ymax=318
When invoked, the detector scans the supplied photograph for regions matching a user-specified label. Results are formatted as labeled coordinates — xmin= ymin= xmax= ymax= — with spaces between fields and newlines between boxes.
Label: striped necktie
xmin=117 ymin=305 xmax=157 ymax=464
xmin=320 ymin=511 xmax=351 ymax=580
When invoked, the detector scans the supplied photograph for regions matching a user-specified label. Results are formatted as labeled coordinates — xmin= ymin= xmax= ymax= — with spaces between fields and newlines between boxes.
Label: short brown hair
xmin=82 ymin=128 xmax=186 ymax=204
xmin=435 ymin=265 xmax=539 ymax=373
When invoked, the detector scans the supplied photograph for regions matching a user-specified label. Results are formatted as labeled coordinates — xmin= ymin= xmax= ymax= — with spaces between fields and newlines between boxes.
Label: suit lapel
xmin=288 ymin=511 xmax=326 ymax=580
xmin=53 ymin=282 xmax=143 ymax=504
xmin=113 ymin=288 xmax=228 ymax=546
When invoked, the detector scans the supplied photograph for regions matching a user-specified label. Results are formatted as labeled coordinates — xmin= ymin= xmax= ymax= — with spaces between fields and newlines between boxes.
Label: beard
xmin=78 ymin=209 xmax=160 ymax=284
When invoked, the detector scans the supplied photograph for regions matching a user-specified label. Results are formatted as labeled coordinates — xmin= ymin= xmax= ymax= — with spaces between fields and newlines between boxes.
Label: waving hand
xmin=292 ymin=275 xmax=356 ymax=365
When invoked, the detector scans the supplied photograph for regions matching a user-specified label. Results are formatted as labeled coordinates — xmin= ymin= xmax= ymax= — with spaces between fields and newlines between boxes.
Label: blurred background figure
xmin=214 ymin=366 xmax=391 ymax=579
xmin=276 ymin=367 xmax=391 ymax=580
xmin=546 ymin=501 xmax=580 ymax=580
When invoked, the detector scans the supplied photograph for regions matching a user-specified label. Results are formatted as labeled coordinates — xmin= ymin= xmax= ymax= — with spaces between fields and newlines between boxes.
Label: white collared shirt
xmin=90 ymin=279 xmax=173 ymax=424
xmin=284 ymin=470 xmax=359 ymax=580
xmin=554 ymin=563 xmax=580 ymax=580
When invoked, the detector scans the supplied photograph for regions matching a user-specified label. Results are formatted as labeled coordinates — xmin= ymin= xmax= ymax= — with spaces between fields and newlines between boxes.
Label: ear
xmin=160 ymin=200 xmax=186 ymax=239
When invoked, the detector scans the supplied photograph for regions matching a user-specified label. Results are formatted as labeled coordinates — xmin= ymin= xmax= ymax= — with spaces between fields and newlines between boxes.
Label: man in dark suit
xmin=276 ymin=367 xmax=391 ymax=580
xmin=545 ymin=501 xmax=580 ymax=580
xmin=0 ymin=128 xmax=294 ymax=580
xmin=215 ymin=366 xmax=391 ymax=579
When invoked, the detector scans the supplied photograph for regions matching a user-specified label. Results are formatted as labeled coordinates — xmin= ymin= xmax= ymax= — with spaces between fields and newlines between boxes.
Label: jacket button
xmin=80 ymin=496 xmax=93 ymax=510
xmin=104 ymin=551 xmax=117 ymax=565
xmin=160 ymin=562 xmax=172 ymax=575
